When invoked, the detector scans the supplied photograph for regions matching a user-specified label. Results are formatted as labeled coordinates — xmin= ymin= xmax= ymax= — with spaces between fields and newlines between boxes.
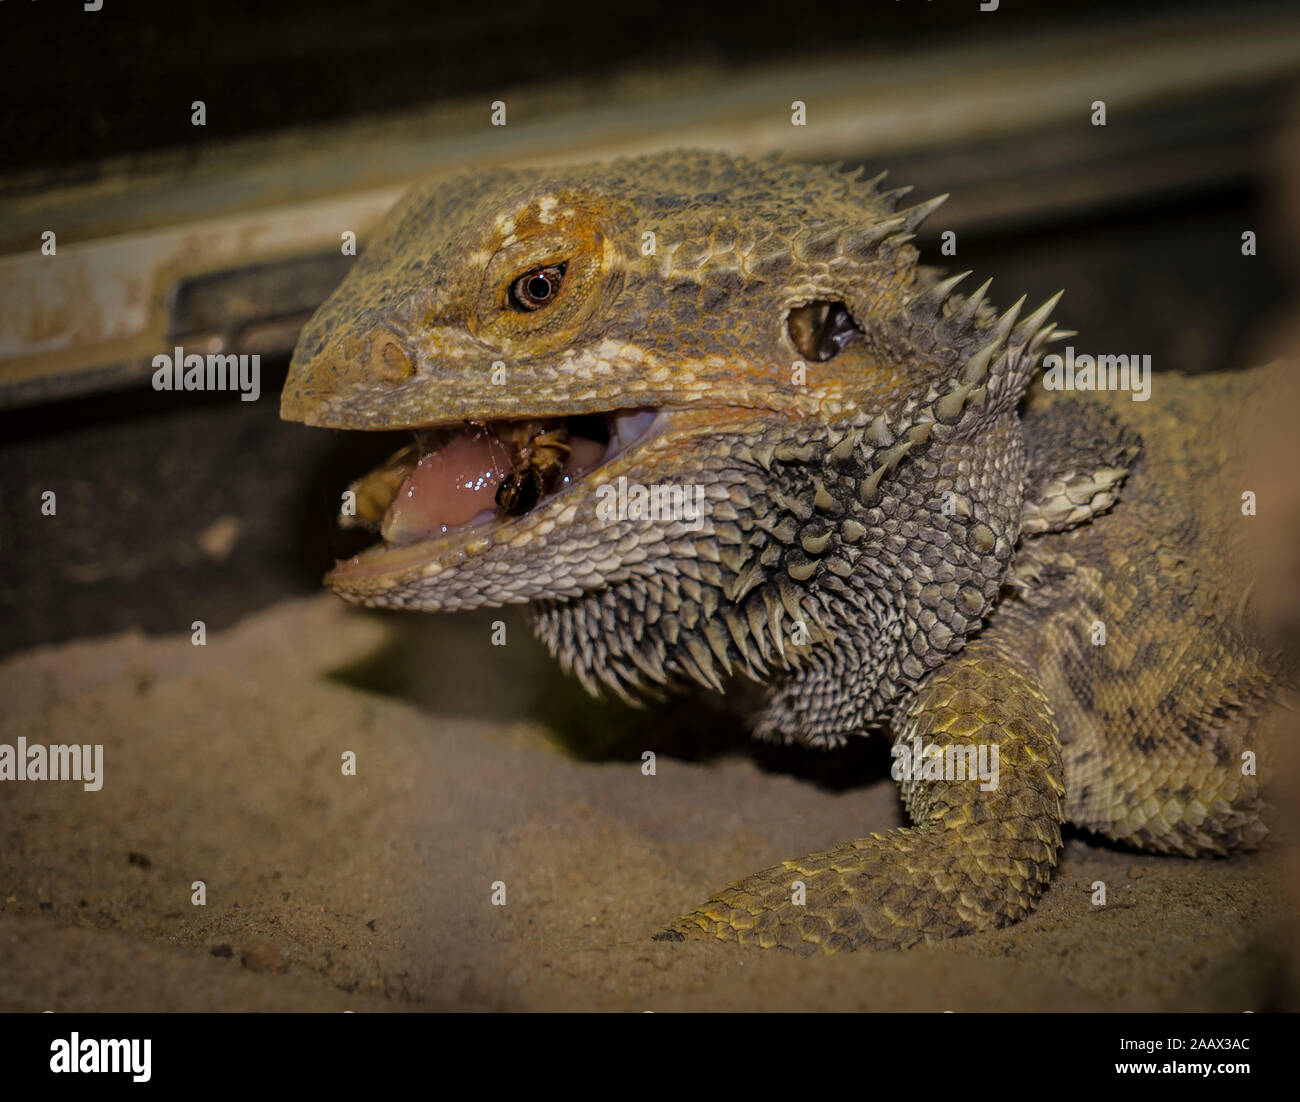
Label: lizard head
xmin=282 ymin=152 xmax=1063 ymax=725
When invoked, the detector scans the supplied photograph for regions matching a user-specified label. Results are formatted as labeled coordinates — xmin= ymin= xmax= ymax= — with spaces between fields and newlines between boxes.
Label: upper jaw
xmin=285 ymin=384 xmax=672 ymax=432
xmin=280 ymin=323 xmax=813 ymax=432
xmin=281 ymin=323 xmax=678 ymax=431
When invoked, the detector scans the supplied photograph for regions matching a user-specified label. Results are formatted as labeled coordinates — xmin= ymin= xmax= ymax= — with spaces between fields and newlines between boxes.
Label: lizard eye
xmin=472 ymin=205 xmax=617 ymax=353
xmin=508 ymin=263 xmax=567 ymax=311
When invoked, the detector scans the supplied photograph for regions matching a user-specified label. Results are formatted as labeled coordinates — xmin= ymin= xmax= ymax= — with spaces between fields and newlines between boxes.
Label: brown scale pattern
xmin=1001 ymin=376 xmax=1279 ymax=859
xmin=660 ymin=639 xmax=1064 ymax=953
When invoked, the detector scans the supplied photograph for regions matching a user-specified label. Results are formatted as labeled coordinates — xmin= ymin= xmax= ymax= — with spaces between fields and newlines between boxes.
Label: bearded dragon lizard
xmin=281 ymin=152 xmax=1281 ymax=954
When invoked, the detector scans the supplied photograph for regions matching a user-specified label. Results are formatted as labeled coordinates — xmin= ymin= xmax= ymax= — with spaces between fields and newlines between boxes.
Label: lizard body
xmin=282 ymin=152 xmax=1282 ymax=954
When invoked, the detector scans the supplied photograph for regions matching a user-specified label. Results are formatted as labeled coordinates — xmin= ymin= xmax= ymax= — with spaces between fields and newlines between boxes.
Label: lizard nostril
xmin=372 ymin=335 xmax=415 ymax=384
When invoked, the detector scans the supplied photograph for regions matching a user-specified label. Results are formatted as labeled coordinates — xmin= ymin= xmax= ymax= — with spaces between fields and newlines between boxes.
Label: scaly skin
xmin=281 ymin=152 xmax=1282 ymax=954
xmin=663 ymin=635 xmax=1065 ymax=952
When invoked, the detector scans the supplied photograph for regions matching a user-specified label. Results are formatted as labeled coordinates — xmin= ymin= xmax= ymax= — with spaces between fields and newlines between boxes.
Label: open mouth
xmin=340 ymin=407 xmax=661 ymax=550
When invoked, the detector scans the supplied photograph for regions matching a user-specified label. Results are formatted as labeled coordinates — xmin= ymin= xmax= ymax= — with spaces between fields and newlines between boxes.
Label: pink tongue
xmin=381 ymin=430 xmax=513 ymax=544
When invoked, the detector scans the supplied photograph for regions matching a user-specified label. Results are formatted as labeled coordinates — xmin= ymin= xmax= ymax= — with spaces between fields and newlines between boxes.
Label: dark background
xmin=1 ymin=0 xmax=1279 ymax=174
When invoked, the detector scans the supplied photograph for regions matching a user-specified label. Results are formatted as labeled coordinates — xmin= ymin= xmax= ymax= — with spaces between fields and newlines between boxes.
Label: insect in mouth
xmin=493 ymin=421 xmax=572 ymax=516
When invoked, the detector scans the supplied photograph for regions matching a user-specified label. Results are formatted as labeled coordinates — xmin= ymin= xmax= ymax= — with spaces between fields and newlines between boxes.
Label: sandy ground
xmin=1 ymin=595 xmax=1295 ymax=1012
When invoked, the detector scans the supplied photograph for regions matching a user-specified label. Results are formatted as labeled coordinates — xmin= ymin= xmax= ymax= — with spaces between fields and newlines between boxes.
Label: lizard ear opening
xmin=786 ymin=300 xmax=863 ymax=362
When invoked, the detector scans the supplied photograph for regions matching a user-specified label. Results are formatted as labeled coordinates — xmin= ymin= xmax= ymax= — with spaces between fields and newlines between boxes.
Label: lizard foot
xmin=658 ymin=639 xmax=1067 ymax=955
xmin=657 ymin=822 xmax=1057 ymax=955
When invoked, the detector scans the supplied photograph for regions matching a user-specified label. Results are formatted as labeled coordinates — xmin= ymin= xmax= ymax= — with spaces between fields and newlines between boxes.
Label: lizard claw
xmin=652 ymin=909 xmax=712 ymax=943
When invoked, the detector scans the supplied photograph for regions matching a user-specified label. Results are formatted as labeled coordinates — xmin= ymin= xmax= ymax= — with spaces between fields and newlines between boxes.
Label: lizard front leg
xmin=658 ymin=639 xmax=1066 ymax=954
